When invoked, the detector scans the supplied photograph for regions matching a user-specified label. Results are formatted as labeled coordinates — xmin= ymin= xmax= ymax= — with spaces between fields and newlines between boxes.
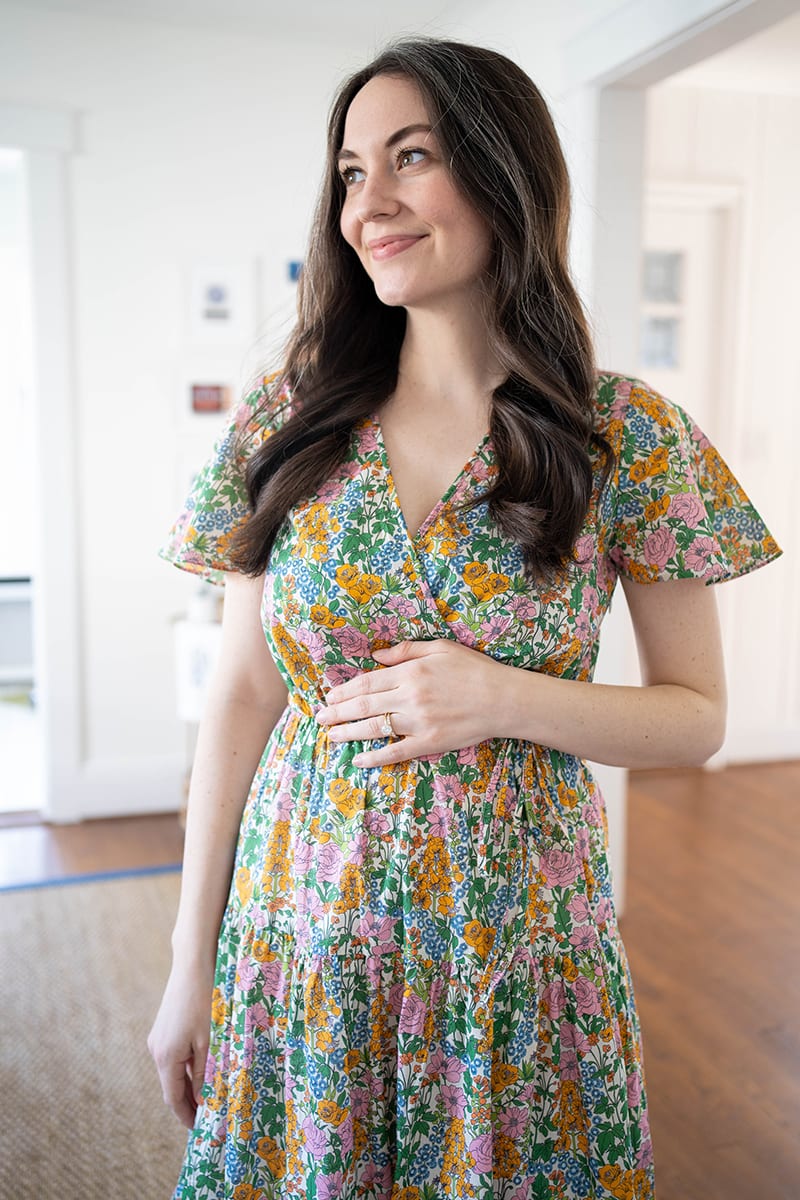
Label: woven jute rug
xmin=1 ymin=870 xmax=189 ymax=1199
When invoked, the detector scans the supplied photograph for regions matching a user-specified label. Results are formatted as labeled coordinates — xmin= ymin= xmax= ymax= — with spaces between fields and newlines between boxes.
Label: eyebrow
xmin=337 ymin=123 xmax=433 ymax=160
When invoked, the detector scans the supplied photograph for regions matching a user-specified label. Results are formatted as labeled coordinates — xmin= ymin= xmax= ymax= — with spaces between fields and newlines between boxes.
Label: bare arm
xmin=497 ymin=575 xmax=727 ymax=767
xmin=171 ymin=571 xmax=289 ymax=965
xmin=148 ymin=570 xmax=288 ymax=1126
xmin=316 ymin=577 xmax=728 ymax=772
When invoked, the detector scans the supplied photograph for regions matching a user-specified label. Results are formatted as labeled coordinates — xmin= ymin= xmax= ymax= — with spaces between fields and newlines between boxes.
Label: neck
xmin=394 ymin=297 xmax=505 ymax=420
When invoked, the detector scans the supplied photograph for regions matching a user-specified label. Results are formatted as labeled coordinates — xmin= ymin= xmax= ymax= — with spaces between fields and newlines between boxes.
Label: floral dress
xmin=160 ymin=370 xmax=781 ymax=1200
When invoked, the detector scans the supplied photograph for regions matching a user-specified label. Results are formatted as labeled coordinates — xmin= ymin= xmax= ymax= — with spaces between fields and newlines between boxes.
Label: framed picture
xmin=190 ymin=383 xmax=232 ymax=414
xmin=188 ymin=262 xmax=257 ymax=346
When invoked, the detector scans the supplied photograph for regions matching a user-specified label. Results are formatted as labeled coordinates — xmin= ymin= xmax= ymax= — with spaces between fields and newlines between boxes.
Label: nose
xmin=354 ymin=170 xmax=401 ymax=225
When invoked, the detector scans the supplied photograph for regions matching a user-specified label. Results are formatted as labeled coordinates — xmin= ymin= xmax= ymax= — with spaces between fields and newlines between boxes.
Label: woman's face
xmin=337 ymin=73 xmax=493 ymax=312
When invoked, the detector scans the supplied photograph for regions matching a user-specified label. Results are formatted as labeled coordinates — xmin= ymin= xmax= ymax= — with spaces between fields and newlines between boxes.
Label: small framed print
xmin=188 ymin=262 xmax=257 ymax=346
xmin=190 ymin=383 xmax=232 ymax=414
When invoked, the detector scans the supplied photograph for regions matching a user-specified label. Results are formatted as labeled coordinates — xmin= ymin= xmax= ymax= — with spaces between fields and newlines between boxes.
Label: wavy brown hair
xmin=229 ymin=36 xmax=614 ymax=584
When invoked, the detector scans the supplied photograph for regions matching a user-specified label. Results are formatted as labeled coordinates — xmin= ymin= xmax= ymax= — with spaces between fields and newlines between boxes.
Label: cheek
xmin=339 ymin=201 xmax=361 ymax=254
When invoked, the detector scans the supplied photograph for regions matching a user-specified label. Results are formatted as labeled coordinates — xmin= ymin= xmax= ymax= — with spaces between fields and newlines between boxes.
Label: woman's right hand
xmin=147 ymin=959 xmax=215 ymax=1129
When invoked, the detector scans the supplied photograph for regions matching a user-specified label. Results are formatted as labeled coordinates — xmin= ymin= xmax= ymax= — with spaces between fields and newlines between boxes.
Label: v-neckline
xmin=370 ymin=411 xmax=492 ymax=544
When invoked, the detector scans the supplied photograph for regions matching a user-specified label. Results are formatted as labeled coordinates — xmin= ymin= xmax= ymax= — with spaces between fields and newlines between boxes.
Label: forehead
xmin=340 ymin=74 xmax=431 ymax=150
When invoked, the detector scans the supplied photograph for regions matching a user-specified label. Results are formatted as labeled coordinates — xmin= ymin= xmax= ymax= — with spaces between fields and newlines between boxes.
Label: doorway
xmin=0 ymin=147 xmax=41 ymax=815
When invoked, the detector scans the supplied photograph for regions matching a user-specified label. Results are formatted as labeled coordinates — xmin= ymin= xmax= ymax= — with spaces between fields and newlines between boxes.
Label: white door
xmin=638 ymin=186 xmax=793 ymax=764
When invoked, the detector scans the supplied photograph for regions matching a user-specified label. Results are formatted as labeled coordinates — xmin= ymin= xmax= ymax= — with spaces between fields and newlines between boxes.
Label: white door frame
xmin=0 ymin=104 xmax=83 ymax=821
xmin=559 ymin=0 xmax=798 ymax=915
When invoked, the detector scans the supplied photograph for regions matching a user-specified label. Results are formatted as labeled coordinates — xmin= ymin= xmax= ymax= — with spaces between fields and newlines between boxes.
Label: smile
xmin=368 ymin=236 xmax=425 ymax=260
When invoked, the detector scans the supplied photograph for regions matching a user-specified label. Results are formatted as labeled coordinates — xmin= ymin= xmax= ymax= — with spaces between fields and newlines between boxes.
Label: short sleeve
xmin=158 ymin=374 xmax=292 ymax=586
xmin=607 ymin=383 xmax=782 ymax=585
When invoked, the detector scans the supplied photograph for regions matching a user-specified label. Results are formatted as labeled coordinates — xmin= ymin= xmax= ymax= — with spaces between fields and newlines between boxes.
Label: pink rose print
xmin=567 ymin=894 xmax=592 ymax=922
xmin=508 ymin=595 xmax=540 ymax=621
xmin=541 ymin=846 xmax=581 ymax=888
xmin=301 ymin=1115 xmax=329 ymax=1159
xmin=388 ymin=980 xmax=405 ymax=1016
xmin=398 ymin=990 xmax=427 ymax=1036
xmin=643 ymin=527 xmax=677 ymax=569
xmin=293 ymin=838 xmax=314 ymax=874
xmin=236 ymin=957 xmax=258 ymax=989
xmin=323 ymin=663 xmax=360 ymax=688
xmin=315 ymin=841 xmax=343 ymax=884
xmin=610 ymin=377 xmax=632 ymax=417
xmin=685 ymin=535 xmax=718 ymax=574
xmin=295 ymin=626 xmax=327 ymax=661
xmin=250 ymin=1001 xmax=270 ymax=1029
xmin=333 ymin=624 xmax=371 ymax=657
xmin=669 ymin=492 xmax=706 ymax=527
xmin=259 ymin=959 xmax=286 ymax=999
xmin=627 ymin=1071 xmax=642 ymax=1108
xmin=469 ymin=1131 xmax=494 ymax=1173
xmin=338 ymin=1114 xmax=354 ymax=1155
xmin=574 ymin=535 xmax=595 ymax=567
xmin=364 ymin=810 xmax=389 ymax=836
xmin=574 ymin=975 xmax=602 ymax=1016
xmin=542 ymin=978 xmax=566 ymax=1019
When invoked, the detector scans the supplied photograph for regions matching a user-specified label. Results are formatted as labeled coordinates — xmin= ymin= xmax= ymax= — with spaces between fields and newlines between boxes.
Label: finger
xmin=328 ymin=708 xmax=409 ymax=742
xmin=323 ymin=661 xmax=402 ymax=706
xmin=352 ymin=738 xmax=421 ymax=768
xmin=317 ymin=687 xmax=398 ymax=728
xmin=160 ymin=1057 xmax=197 ymax=1127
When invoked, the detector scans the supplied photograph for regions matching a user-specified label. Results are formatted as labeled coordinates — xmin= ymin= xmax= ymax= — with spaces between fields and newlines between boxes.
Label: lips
xmin=368 ymin=235 xmax=425 ymax=260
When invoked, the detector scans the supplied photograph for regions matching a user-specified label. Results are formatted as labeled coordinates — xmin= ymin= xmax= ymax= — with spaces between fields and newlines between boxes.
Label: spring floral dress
xmin=160 ymin=370 xmax=781 ymax=1200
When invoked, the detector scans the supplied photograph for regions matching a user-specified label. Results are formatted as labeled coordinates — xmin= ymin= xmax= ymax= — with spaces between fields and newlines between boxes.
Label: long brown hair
xmin=230 ymin=36 xmax=614 ymax=584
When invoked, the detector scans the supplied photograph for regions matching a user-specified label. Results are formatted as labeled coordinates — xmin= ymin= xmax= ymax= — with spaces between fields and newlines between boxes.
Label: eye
xmin=396 ymin=147 xmax=426 ymax=169
xmin=339 ymin=164 xmax=365 ymax=186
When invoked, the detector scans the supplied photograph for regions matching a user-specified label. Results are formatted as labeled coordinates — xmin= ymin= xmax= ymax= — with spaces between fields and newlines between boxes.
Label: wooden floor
xmin=1 ymin=761 xmax=798 ymax=1198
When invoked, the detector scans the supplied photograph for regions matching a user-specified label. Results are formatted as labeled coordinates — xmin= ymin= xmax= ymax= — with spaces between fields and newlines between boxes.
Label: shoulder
xmin=229 ymin=370 xmax=296 ymax=462
xmin=591 ymin=369 xmax=694 ymax=455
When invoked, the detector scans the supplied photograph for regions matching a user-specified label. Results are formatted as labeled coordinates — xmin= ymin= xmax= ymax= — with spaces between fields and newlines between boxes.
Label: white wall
xmin=0 ymin=2 xmax=571 ymax=819
xmin=0 ymin=4 xmax=368 ymax=814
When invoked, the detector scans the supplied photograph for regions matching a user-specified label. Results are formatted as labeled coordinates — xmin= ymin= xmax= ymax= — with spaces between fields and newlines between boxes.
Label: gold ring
xmin=380 ymin=712 xmax=396 ymax=738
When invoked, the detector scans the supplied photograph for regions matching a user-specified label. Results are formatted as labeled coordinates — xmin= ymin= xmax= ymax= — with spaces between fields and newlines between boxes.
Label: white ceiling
xmin=3 ymin=0 xmax=472 ymax=43
xmin=661 ymin=8 xmax=800 ymax=96
xmin=6 ymin=0 xmax=800 ymax=94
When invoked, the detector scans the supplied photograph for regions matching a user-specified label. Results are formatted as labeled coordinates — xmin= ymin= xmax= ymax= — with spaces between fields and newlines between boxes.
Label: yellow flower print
xmin=491 ymin=1060 xmax=520 ymax=1093
xmin=315 ymin=1028 xmax=334 ymax=1052
xmin=464 ymin=920 xmax=496 ymax=960
xmin=643 ymin=494 xmax=670 ymax=522
xmin=329 ymin=777 xmax=366 ymax=819
xmin=310 ymin=604 xmax=346 ymax=629
xmin=235 ymin=866 xmax=252 ymax=906
xmin=317 ymin=1099 xmax=348 ymax=1126
xmin=255 ymin=1135 xmax=286 ymax=1179
xmin=463 ymin=561 xmax=508 ymax=599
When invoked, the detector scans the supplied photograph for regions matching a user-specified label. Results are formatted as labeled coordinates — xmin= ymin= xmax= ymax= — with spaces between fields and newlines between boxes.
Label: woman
xmin=148 ymin=37 xmax=781 ymax=1200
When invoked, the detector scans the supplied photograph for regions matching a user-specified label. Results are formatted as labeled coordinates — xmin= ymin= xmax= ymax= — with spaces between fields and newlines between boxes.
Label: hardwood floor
xmin=621 ymin=761 xmax=800 ymax=1200
xmin=1 ymin=761 xmax=797 ymax=1197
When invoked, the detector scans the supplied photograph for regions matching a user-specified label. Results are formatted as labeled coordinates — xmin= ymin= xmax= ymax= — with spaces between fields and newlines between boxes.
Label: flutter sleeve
xmin=158 ymin=374 xmax=292 ymax=586
xmin=606 ymin=381 xmax=782 ymax=585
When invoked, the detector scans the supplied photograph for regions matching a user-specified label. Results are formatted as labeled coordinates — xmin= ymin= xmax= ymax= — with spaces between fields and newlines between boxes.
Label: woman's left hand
xmin=314 ymin=638 xmax=509 ymax=767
